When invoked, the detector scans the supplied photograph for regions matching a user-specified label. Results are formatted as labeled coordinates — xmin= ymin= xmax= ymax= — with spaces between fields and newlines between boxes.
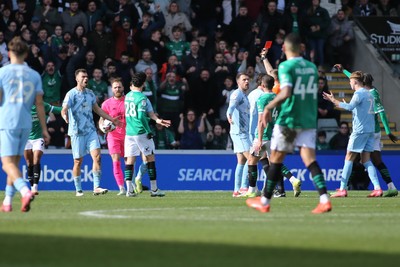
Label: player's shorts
xmin=107 ymin=136 xmax=124 ymax=156
xmin=250 ymin=140 xmax=271 ymax=158
xmin=24 ymin=138 xmax=45 ymax=152
xmin=347 ymin=132 xmax=374 ymax=153
xmin=270 ymin=125 xmax=316 ymax=152
xmin=125 ymin=133 xmax=155 ymax=157
xmin=230 ymin=133 xmax=251 ymax=153
xmin=372 ymin=132 xmax=383 ymax=151
xmin=70 ymin=131 xmax=100 ymax=159
xmin=0 ymin=129 xmax=30 ymax=157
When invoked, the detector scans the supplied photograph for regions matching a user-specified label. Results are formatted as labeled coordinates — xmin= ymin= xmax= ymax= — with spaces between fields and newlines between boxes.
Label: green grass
xmin=1 ymin=191 xmax=400 ymax=267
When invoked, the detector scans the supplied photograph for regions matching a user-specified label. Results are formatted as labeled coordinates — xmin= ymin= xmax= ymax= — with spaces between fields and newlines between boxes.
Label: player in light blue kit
xmin=323 ymin=71 xmax=383 ymax=197
xmin=227 ymin=73 xmax=251 ymax=197
xmin=62 ymin=69 xmax=120 ymax=197
xmin=0 ymin=36 xmax=50 ymax=212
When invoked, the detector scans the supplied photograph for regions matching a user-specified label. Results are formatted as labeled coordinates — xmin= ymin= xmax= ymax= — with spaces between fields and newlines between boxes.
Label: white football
xmin=99 ymin=119 xmax=116 ymax=133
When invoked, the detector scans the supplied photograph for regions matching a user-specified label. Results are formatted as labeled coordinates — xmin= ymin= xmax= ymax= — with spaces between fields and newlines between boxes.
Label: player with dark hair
xmin=0 ymin=36 xmax=50 ymax=212
xmin=124 ymin=72 xmax=171 ymax=197
xmin=247 ymin=33 xmax=331 ymax=213
xmin=62 ymin=69 xmax=120 ymax=197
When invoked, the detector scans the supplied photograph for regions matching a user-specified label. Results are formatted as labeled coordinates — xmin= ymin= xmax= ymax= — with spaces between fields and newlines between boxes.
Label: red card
xmin=264 ymin=41 xmax=272 ymax=49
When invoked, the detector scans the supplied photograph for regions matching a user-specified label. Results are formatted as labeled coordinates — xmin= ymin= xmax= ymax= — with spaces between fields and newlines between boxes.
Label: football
xmin=99 ymin=119 xmax=116 ymax=133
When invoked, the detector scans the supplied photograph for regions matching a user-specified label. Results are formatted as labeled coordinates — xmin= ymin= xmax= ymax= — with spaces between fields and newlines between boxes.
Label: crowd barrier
xmin=1 ymin=150 xmax=398 ymax=191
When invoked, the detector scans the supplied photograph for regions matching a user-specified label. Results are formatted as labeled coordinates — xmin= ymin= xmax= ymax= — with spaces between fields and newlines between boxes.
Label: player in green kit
xmin=124 ymin=72 xmax=171 ymax=197
xmin=246 ymin=74 xmax=301 ymax=198
xmin=247 ymin=33 xmax=331 ymax=214
xmin=24 ymin=103 xmax=62 ymax=195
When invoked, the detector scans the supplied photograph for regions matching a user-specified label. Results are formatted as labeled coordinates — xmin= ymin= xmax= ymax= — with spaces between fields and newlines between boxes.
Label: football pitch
xmin=0 ymin=191 xmax=399 ymax=267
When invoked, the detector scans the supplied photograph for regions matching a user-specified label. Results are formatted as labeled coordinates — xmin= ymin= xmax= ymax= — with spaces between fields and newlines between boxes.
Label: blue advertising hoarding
xmin=0 ymin=150 xmax=398 ymax=191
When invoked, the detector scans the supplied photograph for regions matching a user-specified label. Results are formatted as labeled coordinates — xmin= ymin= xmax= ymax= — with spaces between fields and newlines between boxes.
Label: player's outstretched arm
xmin=36 ymin=94 xmax=51 ymax=144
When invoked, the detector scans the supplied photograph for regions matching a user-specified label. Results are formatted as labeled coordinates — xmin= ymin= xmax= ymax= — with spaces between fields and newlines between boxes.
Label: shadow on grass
xmin=0 ymin=233 xmax=398 ymax=267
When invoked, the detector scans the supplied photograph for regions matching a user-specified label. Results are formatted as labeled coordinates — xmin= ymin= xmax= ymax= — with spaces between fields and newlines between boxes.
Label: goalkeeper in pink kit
xmin=100 ymin=78 xmax=127 ymax=195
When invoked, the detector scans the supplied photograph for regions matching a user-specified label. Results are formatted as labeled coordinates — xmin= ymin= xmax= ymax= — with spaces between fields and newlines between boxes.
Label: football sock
xmin=308 ymin=161 xmax=328 ymax=196
xmin=27 ymin=165 xmax=34 ymax=186
xmin=137 ymin=163 xmax=148 ymax=179
xmin=147 ymin=162 xmax=157 ymax=191
xmin=112 ymin=161 xmax=124 ymax=187
xmin=259 ymin=158 xmax=270 ymax=190
xmin=124 ymin=165 xmax=133 ymax=181
xmin=93 ymin=170 xmax=101 ymax=189
xmin=387 ymin=182 xmax=396 ymax=190
xmin=234 ymin=164 xmax=244 ymax=192
xmin=363 ymin=161 xmax=381 ymax=190
xmin=3 ymin=185 xmax=15 ymax=205
xmin=241 ymin=163 xmax=249 ymax=189
xmin=248 ymin=165 xmax=258 ymax=189
xmin=276 ymin=179 xmax=285 ymax=193
xmin=33 ymin=164 xmax=41 ymax=186
xmin=73 ymin=176 xmax=82 ymax=192
xmin=376 ymin=162 xmax=394 ymax=185
xmin=340 ymin=160 xmax=353 ymax=190
xmin=264 ymin=163 xmax=282 ymax=199
xmin=13 ymin=178 xmax=29 ymax=197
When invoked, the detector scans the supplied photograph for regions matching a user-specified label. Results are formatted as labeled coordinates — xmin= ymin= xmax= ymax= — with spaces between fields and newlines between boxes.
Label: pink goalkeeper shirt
xmin=101 ymin=96 xmax=126 ymax=140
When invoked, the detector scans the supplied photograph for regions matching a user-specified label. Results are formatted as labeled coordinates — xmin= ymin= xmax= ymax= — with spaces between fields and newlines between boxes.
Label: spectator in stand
xmin=210 ymin=52 xmax=234 ymax=91
xmin=110 ymin=0 xmax=140 ymax=29
xmin=305 ymin=0 xmax=331 ymax=67
xmin=0 ymin=31 xmax=9 ymax=67
xmin=316 ymin=130 xmax=330 ymax=150
xmin=197 ymin=32 xmax=213 ymax=62
xmin=374 ymin=0 xmax=398 ymax=16
xmin=135 ymin=8 xmax=165 ymax=43
xmin=80 ymin=49 xmax=98 ymax=79
xmin=178 ymin=110 xmax=206 ymax=149
xmin=0 ymin=6 xmax=12 ymax=32
xmin=326 ymin=9 xmax=354 ymax=70
xmin=329 ymin=121 xmax=350 ymax=150
xmin=182 ymin=40 xmax=207 ymax=85
xmin=28 ymin=18 xmax=42 ymax=44
xmin=243 ymin=22 xmax=263 ymax=57
xmin=206 ymin=124 xmax=228 ymax=150
xmin=318 ymin=76 xmax=341 ymax=124
xmin=165 ymin=25 xmax=190 ymax=62
xmin=20 ymin=27 xmax=32 ymax=46
xmin=257 ymin=0 xmax=284 ymax=45
xmin=158 ymin=71 xmax=188 ymax=133
xmin=42 ymin=61 xmax=62 ymax=105
xmin=228 ymin=5 xmax=253 ymax=49
xmin=33 ymin=0 xmax=61 ymax=34
xmin=159 ymin=54 xmax=184 ymax=82
xmin=191 ymin=69 xmax=218 ymax=124
xmin=12 ymin=0 xmax=30 ymax=27
xmin=243 ymin=0 xmax=264 ymax=21
xmin=164 ymin=1 xmax=192 ymax=41
xmin=87 ymin=67 xmax=108 ymax=105
xmin=281 ymin=1 xmax=306 ymax=39
xmin=191 ymin=0 xmax=220 ymax=39
xmin=153 ymin=123 xmax=180 ymax=150
xmin=353 ymin=0 xmax=377 ymax=16
xmin=112 ymin=15 xmax=134 ymax=60
xmin=341 ymin=0 xmax=354 ymax=20
xmin=142 ymin=28 xmax=167 ymax=70
xmin=135 ymin=49 xmax=158 ymax=84
xmin=50 ymin=25 xmax=64 ymax=55
xmin=87 ymin=19 xmax=115 ymax=66
xmin=4 ymin=20 xmax=18 ymax=43
xmin=218 ymin=76 xmax=236 ymax=130
xmin=116 ymin=51 xmax=134 ymax=92
xmin=215 ymin=39 xmax=236 ymax=65
xmin=71 ymin=24 xmax=86 ymax=51
xmin=61 ymin=0 xmax=88 ymax=34
xmin=85 ymin=0 xmax=104 ymax=32
xmin=26 ymin=43 xmax=44 ymax=73
xmin=143 ymin=67 xmax=158 ymax=112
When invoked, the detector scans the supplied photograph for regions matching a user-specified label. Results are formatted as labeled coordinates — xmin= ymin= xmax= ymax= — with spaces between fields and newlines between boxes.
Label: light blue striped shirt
xmin=339 ymin=88 xmax=375 ymax=134
xmin=226 ymin=88 xmax=250 ymax=137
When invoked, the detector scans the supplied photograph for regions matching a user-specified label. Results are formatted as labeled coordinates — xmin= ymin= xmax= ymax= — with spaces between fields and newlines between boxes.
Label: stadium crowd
xmin=0 ymin=0 xmax=398 ymax=150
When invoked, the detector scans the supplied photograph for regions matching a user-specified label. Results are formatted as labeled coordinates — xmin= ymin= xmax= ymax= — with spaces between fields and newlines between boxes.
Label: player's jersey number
xmin=293 ymin=76 xmax=317 ymax=100
xmin=125 ymin=102 xmax=137 ymax=117
xmin=9 ymin=79 xmax=35 ymax=103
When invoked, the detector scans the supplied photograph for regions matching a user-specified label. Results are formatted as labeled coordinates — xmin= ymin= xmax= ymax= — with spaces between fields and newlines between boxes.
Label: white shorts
xmin=125 ymin=134 xmax=155 ymax=157
xmin=24 ymin=138 xmax=45 ymax=152
xmin=230 ymin=133 xmax=251 ymax=153
xmin=270 ymin=125 xmax=316 ymax=153
xmin=347 ymin=132 xmax=374 ymax=153
xmin=373 ymin=132 xmax=382 ymax=151
xmin=250 ymin=140 xmax=271 ymax=158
